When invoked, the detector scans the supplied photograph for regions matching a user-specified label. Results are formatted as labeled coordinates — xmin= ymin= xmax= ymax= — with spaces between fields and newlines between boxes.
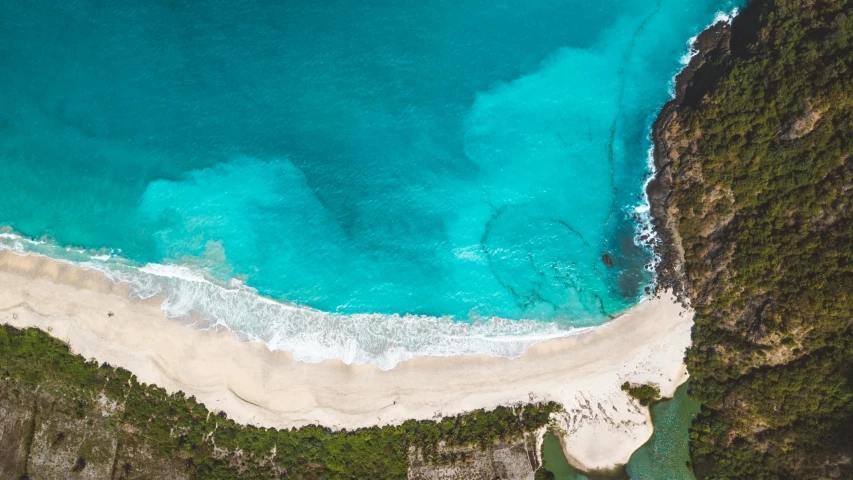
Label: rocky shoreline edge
xmin=647 ymin=15 xmax=737 ymax=301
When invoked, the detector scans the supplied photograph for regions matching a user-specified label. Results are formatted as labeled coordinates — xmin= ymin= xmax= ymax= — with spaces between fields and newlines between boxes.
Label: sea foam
xmin=652 ymin=6 xmax=743 ymax=276
xmin=0 ymin=231 xmax=586 ymax=370
xmin=0 ymin=1 xmax=742 ymax=370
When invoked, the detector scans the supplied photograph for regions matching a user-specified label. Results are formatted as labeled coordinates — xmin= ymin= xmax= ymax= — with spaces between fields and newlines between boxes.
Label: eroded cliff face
xmin=408 ymin=437 xmax=541 ymax=480
xmin=648 ymin=0 xmax=853 ymax=477
xmin=647 ymin=20 xmax=734 ymax=304
xmin=0 ymin=379 xmax=188 ymax=480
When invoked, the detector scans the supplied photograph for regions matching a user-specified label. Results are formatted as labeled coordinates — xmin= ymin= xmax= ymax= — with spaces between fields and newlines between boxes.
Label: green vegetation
xmin=0 ymin=324 xmax=560 ymax=479
xmin=535 ymin=466 xmax=558 ymax=480
xmin=621 ymin=382 xmax=661 ymax=406
xmin=660 ymin=0 xmax=853 ymax=477
xmin=7 ymin=2 xmax=852 ymax=478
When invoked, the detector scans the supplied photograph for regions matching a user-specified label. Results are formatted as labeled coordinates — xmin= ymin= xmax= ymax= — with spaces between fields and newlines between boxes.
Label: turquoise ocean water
xmin=0 ymin=0 xmax=737 ymax=368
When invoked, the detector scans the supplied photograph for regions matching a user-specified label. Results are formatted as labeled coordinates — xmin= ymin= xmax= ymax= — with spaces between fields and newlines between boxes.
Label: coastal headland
xmin=0 ymin=249 xmax=691 ymax=472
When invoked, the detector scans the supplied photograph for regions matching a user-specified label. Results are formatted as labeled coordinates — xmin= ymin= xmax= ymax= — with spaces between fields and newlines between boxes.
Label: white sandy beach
xmin=0 ymin=249 xmax=691 ymax=472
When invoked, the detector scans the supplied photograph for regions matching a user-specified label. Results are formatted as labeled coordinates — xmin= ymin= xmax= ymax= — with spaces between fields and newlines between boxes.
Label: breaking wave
xmin=648 ymin=6 xmax=743 ymax=285
xmin=0 ymin=231 xmax=589 ymax=370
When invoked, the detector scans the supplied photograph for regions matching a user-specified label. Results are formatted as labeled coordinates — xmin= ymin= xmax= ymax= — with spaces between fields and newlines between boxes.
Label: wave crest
xmin=0 ymin=231 xmax=583 ymax=370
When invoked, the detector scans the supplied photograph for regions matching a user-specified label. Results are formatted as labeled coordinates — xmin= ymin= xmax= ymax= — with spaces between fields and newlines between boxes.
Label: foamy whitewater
xmin=0 ymin=1 xmax=741 ymax=369
xmin=0 ymin=231 xmax=586 ymax=369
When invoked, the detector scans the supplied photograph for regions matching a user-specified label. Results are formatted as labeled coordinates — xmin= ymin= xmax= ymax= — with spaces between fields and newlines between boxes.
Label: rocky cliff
xmin=647 ymin=0 xmax=853 ymax=477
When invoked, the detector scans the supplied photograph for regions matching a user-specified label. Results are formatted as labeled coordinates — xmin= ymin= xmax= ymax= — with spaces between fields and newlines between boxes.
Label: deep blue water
xmin=0 ymin=0 xmax=737 ymax=365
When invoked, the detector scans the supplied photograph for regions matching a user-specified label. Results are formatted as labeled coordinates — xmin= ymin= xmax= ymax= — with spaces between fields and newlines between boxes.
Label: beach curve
xmin=0 ymin=250 xmax=691 ymax=471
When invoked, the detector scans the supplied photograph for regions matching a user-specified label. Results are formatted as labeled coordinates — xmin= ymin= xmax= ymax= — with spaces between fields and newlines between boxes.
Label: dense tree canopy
xmin=658 ymin=0 xmax=853 ymax=477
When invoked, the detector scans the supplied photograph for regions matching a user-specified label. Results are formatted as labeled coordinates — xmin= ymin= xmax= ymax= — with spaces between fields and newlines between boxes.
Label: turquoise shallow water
xmin=539 ymin=383 xmax=701 ymax=479
xmin=626 ymin=382 xmax=702 ymax=479
xmin=1 ymin=1 xmax=737 ymax=366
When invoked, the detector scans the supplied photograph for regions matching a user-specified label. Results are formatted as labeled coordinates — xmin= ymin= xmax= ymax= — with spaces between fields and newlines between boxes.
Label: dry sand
xmin=0 ymin=249 xmax=692 ymax=471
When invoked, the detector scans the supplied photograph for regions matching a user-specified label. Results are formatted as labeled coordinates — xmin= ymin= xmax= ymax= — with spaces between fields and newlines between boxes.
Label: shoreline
xmin=0 ymin=230 xmax=622 ymax=370
xmin=0 ymin=249 xmax=692 ymax=471
xmin=646 ymin=16 xmax=735 ymax=301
